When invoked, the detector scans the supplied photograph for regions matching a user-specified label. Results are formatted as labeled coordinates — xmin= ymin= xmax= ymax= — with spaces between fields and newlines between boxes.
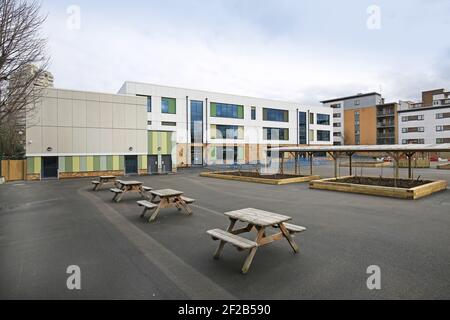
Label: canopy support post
xmin=308 ymin=152 xmax=313 ymax=175
xmin=346 ymin=152 xmax=355 ymax=176
xmin=280 ymin=152 xmax=285 ymax=175
xmin=330 ymin=152 xmax=340 ymax=178
xmin=405 ymin=152 xmax=416 ymax=179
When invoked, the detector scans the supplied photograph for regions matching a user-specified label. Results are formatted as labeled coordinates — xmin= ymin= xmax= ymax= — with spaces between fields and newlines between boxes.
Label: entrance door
xmin=147 ymin=155 xmax=158 ymax=174
xmin=191 ymin=147 xmax=203 ymax=166
xmin=42 ymin=157 xmax=58 ymax=179
xmin=125 ymin=156 xmax=138 ymax=175
xmin=161 ymin=155 xmax=172 ymax=173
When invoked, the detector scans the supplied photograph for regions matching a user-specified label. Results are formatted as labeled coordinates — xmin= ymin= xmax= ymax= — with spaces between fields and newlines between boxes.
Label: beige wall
xmin=26 ymin=88 xmax=148 ymax=156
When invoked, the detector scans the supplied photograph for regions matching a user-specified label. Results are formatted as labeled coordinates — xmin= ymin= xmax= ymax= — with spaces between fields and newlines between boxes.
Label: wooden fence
xmin=1 ymin=160 xmax=26 ymax=182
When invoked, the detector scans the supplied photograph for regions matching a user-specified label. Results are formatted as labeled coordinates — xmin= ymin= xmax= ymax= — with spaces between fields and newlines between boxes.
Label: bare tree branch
xmin=0 ymin=0 xmax=49 ymax=128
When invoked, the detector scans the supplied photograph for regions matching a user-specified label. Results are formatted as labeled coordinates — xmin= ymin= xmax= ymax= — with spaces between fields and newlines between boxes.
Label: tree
xmin=0 ymin=0 xmax=49 ymax=127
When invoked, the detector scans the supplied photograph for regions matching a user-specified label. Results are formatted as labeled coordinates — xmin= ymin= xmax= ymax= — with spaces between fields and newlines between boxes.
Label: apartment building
xmin=25 ymin=82 xmax=333 ymax=180
xmin=398 ymin=89 xmax=450 ymax=145
xmin=321 ymin=92 xmax=385 ymax=145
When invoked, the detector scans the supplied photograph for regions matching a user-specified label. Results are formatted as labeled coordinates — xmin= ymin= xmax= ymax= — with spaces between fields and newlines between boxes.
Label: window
xmin=211 ymin=125 xmax=243 ymax=140
xmin=437 ymin=138 xmax=450 ymax=144
xmin=251 ymin=107 xmax=256 ymax=120
xmin=402 ymin=127 xmax=425 ymax=133
xmin=211 ymin=103 xmax=244 ymax=119
xmin=334 ymin=132 xmax=342 ymax=137
xmin=354 ymin=99 xmax=360 ymax=106
xmin=317 ymin=114 xmax=330 ymax=125
xmin=333 ymin=113 xmax=341 ymax=118
xmin=331 ymin=103 xmax=341 ymax=109
xmin=162 ymin=97 xmax=176 ymax=114
xmin=263 ymin=127 xmax=289 ymax=141
xmin=299 ymin=112 xmax=307 ymax=144
xmin=309 ymin=113 xmax=315 ymax=125
xmin=309 ymin=130 xmax=315 ymax=142
xmin=436 ymin=112 xmax=450 ymax=119
xmin=437 ymin=125 xmax=450 ymax=132
xmin=191 ymin=100 xmax=203 ymax=143
xmin=162 ymin=121 xmax=176 ymax=127
xmin=317 ymin=130 xmax=331 ymax=142
xmin=354 ymin=111 xmax=361 ymax=145
xmin=334 ymin=122 xmax=341 ymax=128
xmin=334 ymin=142 xmax=342 ymax=146
xmin=263 ymin=108 xmax=289 ymax=122
xmin=137 ymin=95 xmax=152 ymax=112
xmin=402 ymin=115 xmax=424 ymax=122
xmin=402 ymin=139 xmax=425 ymax=144
xmin=147 ymin=121 xmax=152 ymax=126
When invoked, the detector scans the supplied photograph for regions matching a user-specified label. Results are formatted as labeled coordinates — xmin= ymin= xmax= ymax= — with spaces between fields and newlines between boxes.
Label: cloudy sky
xmin=40 ymin=0 xmax=450 ymax=105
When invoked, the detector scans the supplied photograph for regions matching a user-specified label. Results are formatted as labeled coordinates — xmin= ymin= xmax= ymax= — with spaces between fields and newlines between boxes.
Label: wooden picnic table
xmin=208 ymin=208 xmax=305 ymax=274
xmin=92 ymin=175 xmax=117 ymax=191
xmin=111 ymin=180 xmax=150 ymax=202
xmin=145 ymin=189 xmax=193 ymax=222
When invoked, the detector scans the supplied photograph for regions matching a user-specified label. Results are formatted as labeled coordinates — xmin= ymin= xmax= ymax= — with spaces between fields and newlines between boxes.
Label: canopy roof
xmin=270 ymin=144 xmax=450 ymax=154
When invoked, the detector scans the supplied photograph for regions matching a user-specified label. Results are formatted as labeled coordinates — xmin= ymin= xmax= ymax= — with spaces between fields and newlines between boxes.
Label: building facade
xmin=398 ymin=89 xmax=450 ymax=145
xmin=119 ymin=82 xmax=333 ymax=168
xmin=25 ymin=83 xmax=333 ymax=180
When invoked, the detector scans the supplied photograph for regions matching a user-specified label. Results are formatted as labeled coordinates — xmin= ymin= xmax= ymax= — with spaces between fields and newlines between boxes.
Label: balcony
xmin=377 ymin=112 xmax=395 ymax=117
xmin=377 ymin=122 xmax=395 ymax=128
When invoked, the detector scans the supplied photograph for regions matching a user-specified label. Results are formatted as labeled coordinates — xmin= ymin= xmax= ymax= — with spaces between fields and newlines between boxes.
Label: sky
xmin=40 ymin=0 xmax=450 ymax=105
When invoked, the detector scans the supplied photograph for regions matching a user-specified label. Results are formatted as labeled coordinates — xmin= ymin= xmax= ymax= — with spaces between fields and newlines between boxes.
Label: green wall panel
xmin=65 ymin=157 xmax=73 ymax=173
xmin=100 ymin=156 xmax=107 ymax=171
xmin=27 ymin=158 xmax=34 ymax=174
xmin=237 ymin=106 xmax=244 ymax=119
xmin=119 ymin=156 xmax=124 ymax=170
xmin=80 ymin=157 xmax=87 ymax=172
xmin=107 ymin=156 xmax=113 ymax=171
xmin=93 ymin=156 xmax=100 ymax=171
xmin=59 ymin=157 xmax=66 ymax=173
xmin=210 ymin=103 xmax=217 ymax=117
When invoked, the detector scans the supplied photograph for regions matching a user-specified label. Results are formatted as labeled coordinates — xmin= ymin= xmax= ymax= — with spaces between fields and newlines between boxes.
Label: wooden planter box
xmin=309 ymin=176 xmax=448 ymax=200
xmin=437 ymin=163 xmax=450 ymax=170
xmin=340 ymin=161 xmax=390 ymax=168
xmin=200 ymin=171 xmax=321 ymax=185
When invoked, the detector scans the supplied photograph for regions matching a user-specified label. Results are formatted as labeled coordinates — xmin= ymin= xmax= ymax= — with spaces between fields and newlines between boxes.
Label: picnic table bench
xmin=92 ymin=176 xmax=117 ymax=191
xmin=207 ymin=208 xmax=306 ymax=274
xmin=110 ymin=180 xmax=152 ymax=202
xmin=139 ymin=189 xmax=195 ymax=222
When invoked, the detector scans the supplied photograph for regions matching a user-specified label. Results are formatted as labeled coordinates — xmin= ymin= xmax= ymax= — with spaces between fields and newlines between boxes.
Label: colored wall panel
xmin=93 ymin=156 xmax=100 ymax=171
xmin=65 ymin=157 xmax=73 ymax=173
xmin=107 ymin=156 xmax=113 ymax=171
xmin=210 ymin=103 xmax=217 ymax=117
xmin=100 ymin=156 xmax=107 ymax=171
xmin=80 ymin=156 xmax=87 ymax=172
xmin=87 ymin=156 xmax=94 ymax=172
xmin=112 ymin=155 xmax=120 ymax=171
xmin=27 ymin=158 xmax=34 ymax=174
xmin=72 ymin=156 xmax=80 ymax=172
xmin=210 ymin=125 xmax=216 ymax=139
xmin=238 ymin=147 xmax=245 ymax=161
xmin=59 ymin=157 xmax=66 ymax=173
xmin=139 ymin=155 xmax=148 ymax=170
xmin=34 ymin=157 xmax=41 ymax=174
xmin=119 ymin=156 xmax=124 ymax=170
xmin=237 ymin=106 xmax=244 ymax=119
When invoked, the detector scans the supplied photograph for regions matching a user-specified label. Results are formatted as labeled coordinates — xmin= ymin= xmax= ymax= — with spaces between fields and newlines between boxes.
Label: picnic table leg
xmin=149 ymin=197 xmax=168 ymax=222
xmin=279 ymin=223 xmax=300 ymax=254
xmin=116 ymin=189 xmax=126 ymax=202
xmin=214 ymin=219 xmax=237 ymax=260
xmin=177 ymin=197 xmax=193 ymax=215
xmin=242 ymin=227 xmax=265 ymax=274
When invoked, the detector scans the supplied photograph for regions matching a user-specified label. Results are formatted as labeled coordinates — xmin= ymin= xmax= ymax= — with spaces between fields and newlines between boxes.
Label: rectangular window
xmin=299 ymin=112 xmax=307 ymax=144
xmin=331 ymin=103 xmax=341 ymax=109
xmin=437 ymin=125 xmax=450 ymax=132
xmin=402 ymin=127 xmax=425 ymax=133
xmin=162 ymin=121 xmax=176 ymax=127
xmin=437 ymin=138 xmax=450 ymax=144
xmin=137 ymin=95 xmax=152 ymax=112
xmin=309 ymin=130 xmax=315 ymax=142
xmin=355 ymin=100 xmax=360 ymax=106
xmin=211 ymin=125 xmax=243 ymax=140
xmin=402 ymin=115 xmax=424 ymax=122
xmin=310 ymin=113 xmax=315 ymax=125
xmin=263 ymin=127 xmax=289 ymax=141
xmin=162 ymin=97 xmax=176 ymax=114
xmin=317 ymin=130 xmax=331 ymax=142
xmin=210 ymin=102 xmax=244 ymax=119
xmin=333 ymin=122 xmax=341 ymax=128
xmin=191 ymin=100 xmax=204 ymax=143
xmin=334 ymin=132 xmax=342 ymax=137
xmin=263 ymin=108 xmax=289 ymax=122
xmin=317 ymin=114 xmax=330 ymax=125
xmin=251 ymin=107 xmax=256 ymax=120
xmin=147 ymin=121 xmax=152 ymax=126
xmin=402 ymin=139 xmax=425 ymax=144
xmin=333 ymin=113 xmax=341 ymax=118
xmin=436 ymin=112 xmax=450 ymax=119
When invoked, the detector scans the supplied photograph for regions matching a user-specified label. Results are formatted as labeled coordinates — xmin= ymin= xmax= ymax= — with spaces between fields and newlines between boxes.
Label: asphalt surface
xmin=1 ymin=165 xmax=450 ymax=299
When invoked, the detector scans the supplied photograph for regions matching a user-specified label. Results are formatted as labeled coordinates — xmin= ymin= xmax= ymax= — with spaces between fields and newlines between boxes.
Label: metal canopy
xmin=271 ymin=144 xmax=450 ymax=154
